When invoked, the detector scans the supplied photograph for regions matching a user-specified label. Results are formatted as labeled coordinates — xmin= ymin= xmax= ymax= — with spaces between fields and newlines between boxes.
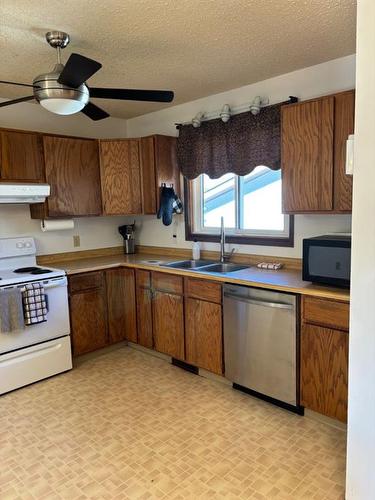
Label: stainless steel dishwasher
xmin=224 ymin=284 xmax=301 ymax=413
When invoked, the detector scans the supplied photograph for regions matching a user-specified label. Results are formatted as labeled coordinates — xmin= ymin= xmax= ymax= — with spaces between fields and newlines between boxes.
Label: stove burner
xmin=13 ymin=267 xmax=53 ymax=275
xmin=14 ymin=267 xmax=40 ymax=273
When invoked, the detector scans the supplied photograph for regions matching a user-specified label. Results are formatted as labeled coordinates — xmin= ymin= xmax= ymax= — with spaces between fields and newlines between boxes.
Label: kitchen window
xmin=185 ymin=166 xmax=294 ymax=246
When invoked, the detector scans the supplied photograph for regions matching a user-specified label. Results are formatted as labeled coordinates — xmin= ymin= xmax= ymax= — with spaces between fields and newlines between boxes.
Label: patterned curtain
xmin=177 ymin=101 xmax=288 ymax=180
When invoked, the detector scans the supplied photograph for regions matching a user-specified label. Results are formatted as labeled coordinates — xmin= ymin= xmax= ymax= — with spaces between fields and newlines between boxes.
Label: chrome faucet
xmin=220 ymin=216 xmax=235 ymax=263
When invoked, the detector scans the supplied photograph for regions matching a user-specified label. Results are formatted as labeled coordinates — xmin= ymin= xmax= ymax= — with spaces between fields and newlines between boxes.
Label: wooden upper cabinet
xmin=35 ymin=136 xmax=102 ymax=217
xmin=140 ymin=135 xmax=180 ymax=214
xmin=282 ymin=96 xmax=334 ymax=212
xmin=99 ymin=139 xmax=142 ymax=215
xmin=282 ymin=91 xmax=355 ymax=213
xmin=0 ymin=130 xmax=44 ymax=182
xmin=333 ymin=90 xmax=354 ymax=211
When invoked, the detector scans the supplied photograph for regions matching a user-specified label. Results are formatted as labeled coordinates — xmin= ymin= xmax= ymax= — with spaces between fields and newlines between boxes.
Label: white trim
xmin=191 ymin=174 xmax=290 ymax=239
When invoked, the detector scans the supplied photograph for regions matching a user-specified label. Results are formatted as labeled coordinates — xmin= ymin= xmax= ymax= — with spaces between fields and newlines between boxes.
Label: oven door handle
xmin=43 ymin=278 xmax=67 ymax=289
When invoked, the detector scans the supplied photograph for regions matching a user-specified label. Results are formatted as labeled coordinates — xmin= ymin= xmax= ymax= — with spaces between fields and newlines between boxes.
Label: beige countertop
xmin=41 ymin=252 xmax=350 ymax=302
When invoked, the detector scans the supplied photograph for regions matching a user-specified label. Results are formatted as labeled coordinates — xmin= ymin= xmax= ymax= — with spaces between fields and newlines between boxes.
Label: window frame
xmin=184 ymin=175 xmax=294 ymax=247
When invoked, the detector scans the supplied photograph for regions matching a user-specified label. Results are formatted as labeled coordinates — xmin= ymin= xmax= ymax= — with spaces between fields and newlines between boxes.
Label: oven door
xmin=0 ymin=276 xmax=70 ymax=354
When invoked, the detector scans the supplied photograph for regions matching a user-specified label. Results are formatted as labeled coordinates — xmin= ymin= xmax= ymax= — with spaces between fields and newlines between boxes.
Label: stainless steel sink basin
xmin=196 ymin=263 xmax=250 ymax=274
xmin=161 ymin=259 xmax=216 ymax=269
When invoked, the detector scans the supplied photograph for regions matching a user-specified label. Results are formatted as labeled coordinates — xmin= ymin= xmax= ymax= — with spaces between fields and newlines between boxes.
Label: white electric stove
xmin=0 ymin=237 xmax=72 ymax=394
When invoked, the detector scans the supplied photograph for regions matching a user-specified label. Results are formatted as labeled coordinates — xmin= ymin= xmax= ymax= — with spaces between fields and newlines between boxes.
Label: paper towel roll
xmin=41 ymin=219 xmax=75 ymax=232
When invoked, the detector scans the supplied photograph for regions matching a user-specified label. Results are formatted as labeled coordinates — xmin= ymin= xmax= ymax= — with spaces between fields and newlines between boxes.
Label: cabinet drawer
xmin=185 ymin=277 xmax=222 ymax=304
xmin=302 ymin=296 xmax=349 ymax=331
xmin=136 ymin=269 xmax=151 ymax=289
xmin=152 ymin=271 xmax=183 ymax=295
xmin=69 ymin=271 xmax=104 ymax=293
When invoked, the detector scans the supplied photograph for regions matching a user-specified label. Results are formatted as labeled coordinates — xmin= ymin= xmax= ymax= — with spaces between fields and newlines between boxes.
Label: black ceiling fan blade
xmin=81 ymin=101 xmax=110 ymax=121
xmin=58 ymin=53 xmax=102 ymax=88
xmin=0 ymin=80 xmax=39 ymax=89
xmin=89 ymin=87 xmax=174 ymax=103
xmin=0 ymin=96 xmax=35 ymax=108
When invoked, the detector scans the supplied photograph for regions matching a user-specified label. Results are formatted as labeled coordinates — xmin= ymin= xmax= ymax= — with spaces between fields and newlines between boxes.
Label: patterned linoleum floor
xmin=0 ymin=347 xmax=346 ymax=500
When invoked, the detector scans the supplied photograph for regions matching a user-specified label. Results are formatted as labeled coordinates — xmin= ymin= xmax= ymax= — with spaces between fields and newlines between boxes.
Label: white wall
xmin=0 ymin=99 xmax=133 ymax=255
xmin=0 ymin=98 xmax=127 ymax=138
xmin=0 ymin=56 xmax=355 ymax=258
xmin=346 ymin=2 xmax=375 ymax=499
xmin=128 ymin=56 xmax=355 ymax=258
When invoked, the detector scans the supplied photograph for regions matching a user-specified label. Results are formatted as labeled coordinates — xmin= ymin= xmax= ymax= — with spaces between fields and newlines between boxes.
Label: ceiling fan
xmin=0 ymin=31 xmax=174 ymax=120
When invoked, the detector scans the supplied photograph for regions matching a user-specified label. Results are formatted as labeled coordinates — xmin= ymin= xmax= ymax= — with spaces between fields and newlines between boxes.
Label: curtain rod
xmin=175 ymin=96 xmax=298 ymax=128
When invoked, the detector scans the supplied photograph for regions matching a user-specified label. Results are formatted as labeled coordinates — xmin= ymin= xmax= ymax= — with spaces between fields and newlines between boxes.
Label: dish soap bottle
xmin=192 ymin=239 xmax=200 ymax=260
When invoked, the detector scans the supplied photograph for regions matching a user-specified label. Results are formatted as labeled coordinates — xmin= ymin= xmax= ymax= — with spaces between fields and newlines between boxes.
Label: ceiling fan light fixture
xmin=40 ymin=97 xmax=86 ymax=115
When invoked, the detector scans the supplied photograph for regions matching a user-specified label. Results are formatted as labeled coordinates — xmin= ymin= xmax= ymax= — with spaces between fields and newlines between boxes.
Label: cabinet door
xmin=152 ymin=290 xmax=184 ymax=359
xmin=43 ymin=136 xmax=102 ymax=216
xmin=0 ymin=130 xmax=44 ymax=181
xmin=333 ymin=90 xmax=354 ymax=211
xmin=185 ymin=298 xmax=223 ymax=374
xmin=140 ymin=136 xmax=157 ymax=214
xmin=70 ymin=288 xmax=108 ymax=356
xmin=136 ymin=270 xmax=153 ymax=349
xmin=282 ymin=96 xmax=334 ymax=212
xmin=106 ymin=268 xmax=137 ymax=344
xmin=154 ymin=135 xmax=180 ymax=209
xmin=301 ymin=323 xmax=348 ymax=422
xmin=100 ymin=139 xmax=142 ymax=215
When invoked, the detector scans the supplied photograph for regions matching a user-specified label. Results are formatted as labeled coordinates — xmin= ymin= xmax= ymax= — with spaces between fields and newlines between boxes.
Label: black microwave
xmin=302 ymin=235 xmax=351 ymax=288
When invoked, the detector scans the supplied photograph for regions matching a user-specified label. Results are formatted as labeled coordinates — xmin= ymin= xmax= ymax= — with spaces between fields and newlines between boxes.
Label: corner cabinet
xmin=30 ymin=136 xmax=102 ymax=218
xmin=68 ymin=268 xmax=137 ymax=356
xmin=281 ymin=90 xmax=354 ymax=213
xmin=300 ymin=296 xmax=349 ymax=422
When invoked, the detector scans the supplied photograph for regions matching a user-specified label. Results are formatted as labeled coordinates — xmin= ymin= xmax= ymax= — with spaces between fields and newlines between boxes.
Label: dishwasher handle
xmin=224 ymin=292 xmax=294 ymax=310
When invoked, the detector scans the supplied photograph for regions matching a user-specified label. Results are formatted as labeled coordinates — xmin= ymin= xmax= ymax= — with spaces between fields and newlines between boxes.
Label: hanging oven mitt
xmin=157 ymin=185 xmax=176 ymax=226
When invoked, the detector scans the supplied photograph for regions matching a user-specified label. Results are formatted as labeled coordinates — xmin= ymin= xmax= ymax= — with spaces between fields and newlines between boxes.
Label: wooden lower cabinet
xmin=69 ymin=268 xmax=137 ymax=355
xmin=152 ymin=289 xmax=185 ymax=359
xmin=106 ymin=268 xmax=137 ymax=343
xmin=185 ymin=298 xmax=223 ymax=374
xmin=69 ymin=278 xmax=108 ymax=356
xmin=135 ymin=270 xmax=153 ymax=349
xmin=300 ymin=297 xmax=349 ymax=422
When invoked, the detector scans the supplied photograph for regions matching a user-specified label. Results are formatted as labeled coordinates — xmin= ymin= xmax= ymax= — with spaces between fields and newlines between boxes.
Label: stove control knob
xmin=25 ymin=242 xmax=32 ymax=248
xmin=16 ymin=242 xmax=25 ymax=248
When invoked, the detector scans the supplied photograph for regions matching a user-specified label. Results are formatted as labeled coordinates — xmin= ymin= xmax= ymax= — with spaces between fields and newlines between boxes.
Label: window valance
xmin=176 ymin=99 xmax=293 ymax=180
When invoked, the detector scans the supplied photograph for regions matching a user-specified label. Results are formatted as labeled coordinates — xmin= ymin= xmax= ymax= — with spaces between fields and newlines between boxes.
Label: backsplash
xmin=134 ymin=213 xmax=352 ymax=259
xmin=0 ymin=204 xmax=134 ymax=256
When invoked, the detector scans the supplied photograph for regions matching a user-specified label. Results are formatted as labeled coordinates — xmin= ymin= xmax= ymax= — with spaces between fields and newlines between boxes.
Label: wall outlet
xmin=73 ymin=235 xmax=81 ymax=247
xmin=172 ymin=219 xmax=178 ymax=245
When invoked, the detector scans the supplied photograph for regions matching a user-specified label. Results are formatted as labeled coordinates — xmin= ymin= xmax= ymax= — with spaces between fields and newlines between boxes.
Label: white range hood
xmin=0 ymin=183 xmax=50 ymax=204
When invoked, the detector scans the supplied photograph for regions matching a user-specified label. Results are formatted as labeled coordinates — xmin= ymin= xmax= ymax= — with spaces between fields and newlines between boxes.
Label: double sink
xmin=160 ymin=259 xmax=250 ymax=274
